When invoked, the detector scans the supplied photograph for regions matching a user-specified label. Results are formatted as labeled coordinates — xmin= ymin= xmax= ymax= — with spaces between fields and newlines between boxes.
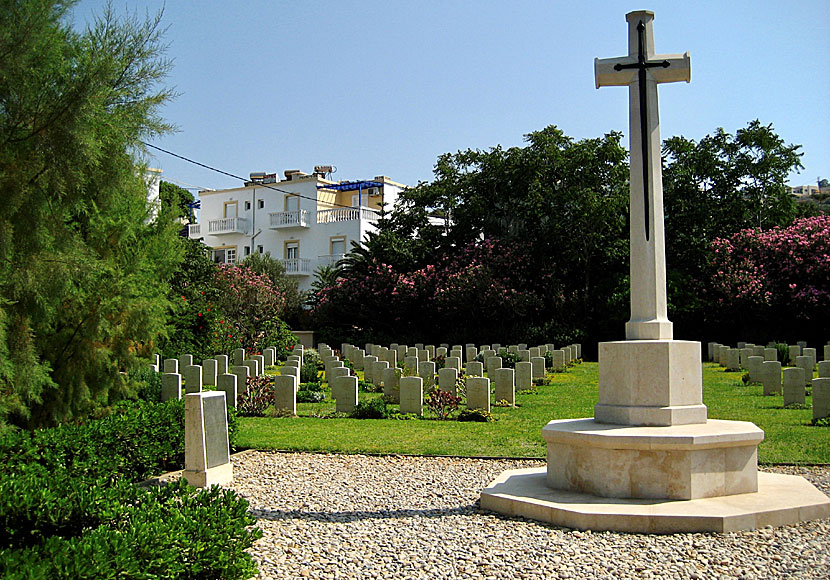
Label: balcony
xmin=187 ymin=223 xmax=201 ymax=237
xmin=207 ymin=217 xmax=247 ymax=235
xmin=316 ymin=207 xmax=380 ymax=224
xmin=281 ymin=258 xmax=313 ymax=276
xmin=269 ymin=210 xmax=309 ymax=229
xmin=317 ymin=254 xmax=346 ymax=269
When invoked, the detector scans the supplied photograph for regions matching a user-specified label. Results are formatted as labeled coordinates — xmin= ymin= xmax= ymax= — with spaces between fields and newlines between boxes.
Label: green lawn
xmin=237 ymin=362 xmax=829 ymax=464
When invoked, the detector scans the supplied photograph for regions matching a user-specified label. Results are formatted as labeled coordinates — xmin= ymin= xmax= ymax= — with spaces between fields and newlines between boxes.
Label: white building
xmin=187 ymin=168 xmax=405 ymax=292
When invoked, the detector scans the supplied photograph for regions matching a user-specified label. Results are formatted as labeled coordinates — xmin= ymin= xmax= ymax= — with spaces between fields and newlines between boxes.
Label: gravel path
xmin=226 ymin=451 xmax=830 ymax=580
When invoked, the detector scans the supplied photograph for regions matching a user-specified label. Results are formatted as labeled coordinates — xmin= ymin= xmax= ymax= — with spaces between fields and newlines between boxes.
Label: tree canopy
xmin=313 ymin=121 xmax=818 ymax=350
xmin=0 ymin=1 xmax=181 ymax=428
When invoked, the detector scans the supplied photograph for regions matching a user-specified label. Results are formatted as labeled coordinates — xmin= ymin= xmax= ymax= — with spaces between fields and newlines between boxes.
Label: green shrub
xmin=775 ymin=342 xmax=790 ymax=366
xmin=0 ymin=479 xmax=261 ymax=579
xmin=297 ymin=384 xmax=325 ymax=403
xmin=351 ymin=398 xmax=388 ymax=419
xmin=0 ymin=399 xmax=256 ymax=579
xmin=128 ymin=365 xmax=163 ymax=403
xmin=457 ymin=409 xmax=495 ymax=422
xmin=812 ymin=416 xmax=830 ymax=427
xmin=497 ymin=349 xmax=521 ymax=369
xmin=0 ymin=399 xmax=186 ymax=483
xmin=237 ymin=376 xmax=275 ymax=417
xmin=358 ymin=379 xmax=383 ymax=393
xmin=300 ymin=360 xmax=320 ymax=384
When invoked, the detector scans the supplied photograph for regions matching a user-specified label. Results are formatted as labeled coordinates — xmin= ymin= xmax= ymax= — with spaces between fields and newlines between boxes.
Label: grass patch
xmin=238 ymin=362 xmax=829 ymax=464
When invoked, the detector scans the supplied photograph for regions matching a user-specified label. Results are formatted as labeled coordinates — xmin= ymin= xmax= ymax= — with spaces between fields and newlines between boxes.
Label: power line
xmin=142 ymin=140 xmax=376 ymax=211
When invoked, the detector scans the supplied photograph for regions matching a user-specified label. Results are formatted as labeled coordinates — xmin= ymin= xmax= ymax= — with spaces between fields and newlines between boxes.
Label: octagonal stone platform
xmin=480 ymin=468 xmax=830 ymax=533
xmin=543 ymin=418 xmax=764 ymax=500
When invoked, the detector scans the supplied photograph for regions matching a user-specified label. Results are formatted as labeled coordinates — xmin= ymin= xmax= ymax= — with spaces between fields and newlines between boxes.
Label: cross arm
xmin=650 ymin=52 xmax=691 ymax=84
xmin=595 ymin=52 xmax=691 ymax=89
xmin=595 ymin=57 xmax=635 ymax=88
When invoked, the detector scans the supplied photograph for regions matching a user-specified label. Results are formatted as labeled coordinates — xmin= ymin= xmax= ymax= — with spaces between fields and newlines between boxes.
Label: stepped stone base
xmin=481 ymin=468 xmax=830 ymax=533
xmin=542 ymin=418 xmax=764 ymax=500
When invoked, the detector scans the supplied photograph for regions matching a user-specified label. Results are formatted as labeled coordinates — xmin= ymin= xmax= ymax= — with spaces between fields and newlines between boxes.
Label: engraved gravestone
xmin=184 ymin=391 xmax=232 ymax=487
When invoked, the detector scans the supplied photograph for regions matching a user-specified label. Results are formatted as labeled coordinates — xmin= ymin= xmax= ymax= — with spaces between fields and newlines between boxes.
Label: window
xmin=223 ymin=201 xmax=238 ymax=218
xmin=285 ymin=241 xmax=298 ymax=261
xmin=211 ymin=247 xmax=236 ymax=264
xmin=244 ymin=246 xmax=250 ymax=256
xmin=330 ymin=237 xmax=346 ymax=256
xmin=258 ymin=199 xmax=264 ymax=209
xmin=244 ymin=201 xmax=251 ymax=211
xmin=257 ymin=245 xmax=264 ymax=254
xmin=284 ymin=194 xmax=299 ymax=212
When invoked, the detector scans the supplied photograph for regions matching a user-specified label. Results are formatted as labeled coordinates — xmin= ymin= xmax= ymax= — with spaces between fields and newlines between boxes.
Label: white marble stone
xmin=466 ymin=377 xmax=490 ymax=412
xmin=161 ymin=372 xmax=181 ymax=402
xmin=399 ymin=376 xmax=423 ymax=416
xmin=184 ymin=391 xmax=232 ymax=487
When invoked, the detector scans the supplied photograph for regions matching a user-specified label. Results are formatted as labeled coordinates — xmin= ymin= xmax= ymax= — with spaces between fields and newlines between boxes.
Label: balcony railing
xmin=188 ymin=223 xmax=201 ymax=237
xmin=269 ymin=210 xmax=309 ymax=228
xmin=316 ymin=207 xmax=380 ymax=224
xmin=281 ymin=258 xmax=313 ymax=276
xmin=317 ymin=254 xmax=346 ymax=269
xmin=207 ymin=217 xmax=247 ymax=235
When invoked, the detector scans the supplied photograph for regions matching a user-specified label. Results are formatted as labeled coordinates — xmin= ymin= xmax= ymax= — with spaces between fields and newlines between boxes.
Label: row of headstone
xmin=706 ymin=341 xmax=830 ymax=421
xmin=707 ymin=341 xmax=830 ymax=367
xmin=339 ymin=341 xmax=582 ymax=380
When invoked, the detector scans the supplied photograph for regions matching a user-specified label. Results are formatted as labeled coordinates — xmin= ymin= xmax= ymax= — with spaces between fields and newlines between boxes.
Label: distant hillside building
xmin=187 ymin=168 xmax=405 ymax=292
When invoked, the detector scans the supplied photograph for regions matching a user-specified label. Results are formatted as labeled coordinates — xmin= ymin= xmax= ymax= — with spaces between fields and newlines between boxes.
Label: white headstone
xmin=161 ymin=372 xmax=181 ymax=402
xmin=183 ymin=391 xmax=232 ymax=487
xmin=400 ymin=376 xmax=423 ymax=415
xmin=466 ymin=377 xmax=490 ymax=412
xmin=217 ymin=373 xmax=238 ymax=409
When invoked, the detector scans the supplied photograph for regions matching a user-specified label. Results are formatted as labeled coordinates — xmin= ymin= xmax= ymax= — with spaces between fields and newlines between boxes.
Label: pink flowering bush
xmin=213 ymin=264 xmax=287 ymax=353
xmin=313 ymin=238 xmax=553 ymax=344
xmin=706 ymin=216 xmax=830 ymax=336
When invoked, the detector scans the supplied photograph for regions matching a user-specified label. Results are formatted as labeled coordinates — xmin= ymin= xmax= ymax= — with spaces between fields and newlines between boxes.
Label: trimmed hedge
xmin=0 ymin=399 xmax=258 ymax=579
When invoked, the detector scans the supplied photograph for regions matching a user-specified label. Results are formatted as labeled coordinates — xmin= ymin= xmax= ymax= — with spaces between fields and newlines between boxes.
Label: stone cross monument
xmin=480 ymin=10 xmax=830 ymax=533
xmin=591 ymin=11 xmax=706 ymax=428
xmin=595 ymin=11 xmax=689 ymax=342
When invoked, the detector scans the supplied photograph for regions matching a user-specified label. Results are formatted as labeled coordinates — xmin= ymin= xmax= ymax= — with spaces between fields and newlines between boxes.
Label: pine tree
xmin=0 ymin=1 xmax=181 ymax=427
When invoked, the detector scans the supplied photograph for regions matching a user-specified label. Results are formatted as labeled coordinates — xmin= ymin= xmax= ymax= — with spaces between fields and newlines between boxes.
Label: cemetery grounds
xmin=238 ymin=360 xmax=830 ymax=465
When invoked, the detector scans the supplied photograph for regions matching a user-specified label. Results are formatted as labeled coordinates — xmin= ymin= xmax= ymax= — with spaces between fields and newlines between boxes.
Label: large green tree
xmin=0 ymin=1 xmax=180 ymax=428
xmin=662 ymin=121 xmax=804 ymax=335
xmin=318 ymin=126 xmax=630 ymax=348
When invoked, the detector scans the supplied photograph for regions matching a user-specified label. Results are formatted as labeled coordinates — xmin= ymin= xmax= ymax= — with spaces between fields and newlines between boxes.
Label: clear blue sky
xmin=73 ymin=1 xmax=829 ymax=193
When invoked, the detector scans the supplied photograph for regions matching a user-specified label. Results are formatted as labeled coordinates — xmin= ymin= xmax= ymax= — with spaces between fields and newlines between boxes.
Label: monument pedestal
xmin=543 ymin=418 xmax=763 ymax=500
xmin=480 ymin=341 xmax=830 ymax=533
xmin=595 ymin=340 xmax=708 ymax=426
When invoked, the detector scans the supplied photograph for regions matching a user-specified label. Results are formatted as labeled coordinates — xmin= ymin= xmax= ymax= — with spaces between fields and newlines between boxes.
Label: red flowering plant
xmin=213 ymin=264 xmax=287 ymax=352
xmin=706 ymin=215 xmax=830 ymax=337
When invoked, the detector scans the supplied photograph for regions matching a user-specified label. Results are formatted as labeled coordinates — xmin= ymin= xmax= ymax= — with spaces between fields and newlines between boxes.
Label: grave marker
xmin=400 ymin=376 xmax=423 ymax=415
xmin=493 ymin=368 xmax=515 ymax=406
xmin=217 ymin=373 xmax=238 ymax=409
xmin=161 ymin=373 xmax=181 ymax=402
xmin=183 ymin=391 xmax=232 ymax=487
xmin=466 ymin=377 xmax=490 ymax=412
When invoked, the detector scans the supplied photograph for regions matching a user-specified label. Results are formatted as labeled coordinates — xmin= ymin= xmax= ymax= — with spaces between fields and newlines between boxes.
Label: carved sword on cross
xmin=595 ymin=11 xmax=690 ymax=341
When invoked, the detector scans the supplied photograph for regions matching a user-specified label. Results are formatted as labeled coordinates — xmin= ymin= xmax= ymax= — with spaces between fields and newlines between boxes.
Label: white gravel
xmin=226 ymin=451 xmax=830 ymax=580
